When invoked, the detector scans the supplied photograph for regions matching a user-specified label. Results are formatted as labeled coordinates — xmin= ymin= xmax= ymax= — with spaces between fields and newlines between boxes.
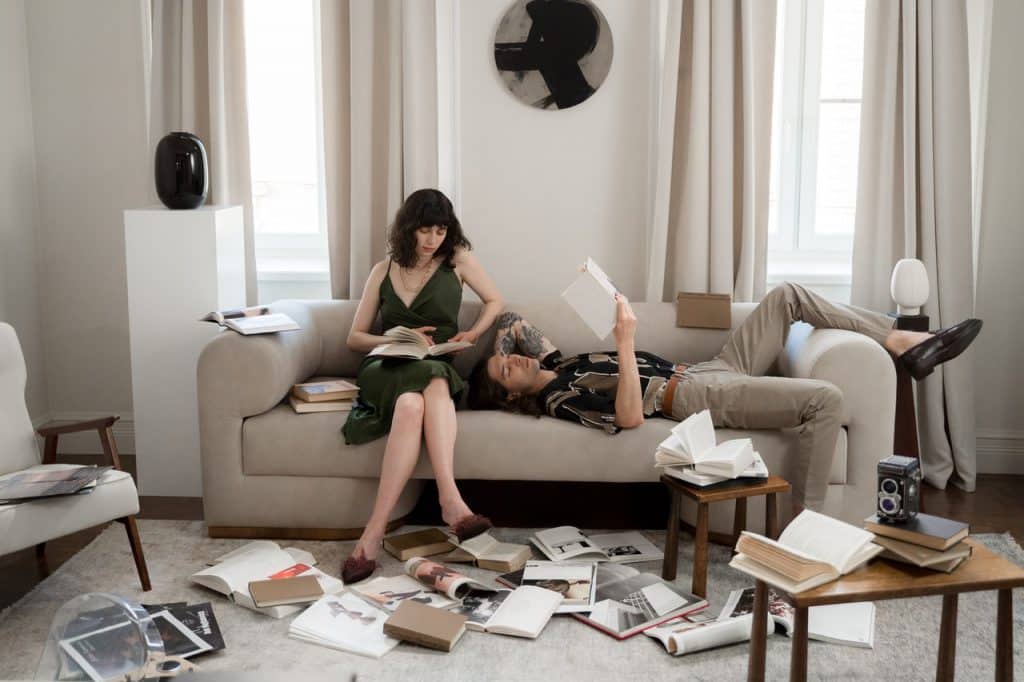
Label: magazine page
xmin=404 ymin=557 xmax=495 ymax=600
xmin=288 ymin=593 xmax=398 ymax=659
xmin=582 ymin=565 xmax=704 ymax=636
xmin=723 ymin=587 xmax=874 ymax=647
xmin=520 ymin=561 xmax=596 ymax=613
xmin=533 ymin=526 xmax=608 ymax=561
xmin=722 ymin=586 xmax=794 ymax=633
xmin=587 ymin=532 xmax=664 ymax=564
xmin=645 ymin=612 xmax=754 ymax=655
xmin=353 ymin=575 xmax=459 ymax=612
xmin=485 ymin=586 xmax=562 ymax=638
xmin=777 ymin=510 xmax=877 ymax=573
xmin=448 ymin=589 xmax=513 ymax=631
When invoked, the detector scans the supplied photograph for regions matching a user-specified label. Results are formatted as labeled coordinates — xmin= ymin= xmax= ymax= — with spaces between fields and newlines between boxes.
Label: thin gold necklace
xmin=399 ymin=259 xmax=435 ymax=294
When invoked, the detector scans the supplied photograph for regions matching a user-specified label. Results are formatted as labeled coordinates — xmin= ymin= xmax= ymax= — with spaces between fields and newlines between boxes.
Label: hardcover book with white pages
xmin=560 ymin=257 xmax=620 ymax=339
xmin=368 ymin=326 xmax=472 ymax=360
xmin=655 ymin=410 xmax=756 ymax=477
xmin=530 ymin=527 xmax=663 ymax=564
xmin=661 ymin=452 xmax=769 ymax=487
xmin=288 ymin=592 xmax=398 ymax=659
xmin=729 ymin=510 xmax=883 ymax=593
xmin=499 ymin=560 xmax=598 ymax=614
xmin=190 ymin=541 xmax=343 ymax=618
xmin=439 ymin=531 xmax=532 ymax=572
xmin=448 ymin=586 xmax=562 ymax=639
xmin=199 ymin=306 xmax=300 ymax=335
xmin=722 ymin=586 xmax=875 ymax=648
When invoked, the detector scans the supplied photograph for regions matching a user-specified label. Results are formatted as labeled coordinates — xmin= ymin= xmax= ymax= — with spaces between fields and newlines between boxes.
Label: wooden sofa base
xmin=206 ymin=516 xmax=407 ymax=541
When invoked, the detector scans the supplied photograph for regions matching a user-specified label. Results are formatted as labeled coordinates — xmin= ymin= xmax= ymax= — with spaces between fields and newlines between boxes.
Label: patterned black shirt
xmin=535 ymin=350 xmax=683 ymax=434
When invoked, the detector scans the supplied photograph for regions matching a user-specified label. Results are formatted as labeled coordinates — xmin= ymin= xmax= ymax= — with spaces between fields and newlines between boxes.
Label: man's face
xmin=486 ymin=353 xmax=540 ymax=396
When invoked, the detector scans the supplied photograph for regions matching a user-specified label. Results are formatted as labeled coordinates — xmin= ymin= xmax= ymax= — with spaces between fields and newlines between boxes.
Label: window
xmin=243 ymin=0 xmax=330 ymax=301
xmin=767 ymin=0 xmax=866 ymax=302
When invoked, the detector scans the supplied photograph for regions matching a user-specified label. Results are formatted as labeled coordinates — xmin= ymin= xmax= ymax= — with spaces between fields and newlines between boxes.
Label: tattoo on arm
xmin=494 ymin=312 xmax=523 ymax=355
xmin=492 ymin=312 xmax=558 ymax=359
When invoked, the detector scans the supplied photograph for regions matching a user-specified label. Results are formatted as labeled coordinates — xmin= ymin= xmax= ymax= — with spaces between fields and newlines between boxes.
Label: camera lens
xmin=880 ymin=497 xmax=896 ymax=513
xmin=881 ymin=478 xmax=898 ymax=494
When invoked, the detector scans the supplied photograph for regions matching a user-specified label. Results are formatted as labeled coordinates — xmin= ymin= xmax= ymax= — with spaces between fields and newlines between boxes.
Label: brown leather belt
xmin=662 ymin=375 xmax=681 ymax=417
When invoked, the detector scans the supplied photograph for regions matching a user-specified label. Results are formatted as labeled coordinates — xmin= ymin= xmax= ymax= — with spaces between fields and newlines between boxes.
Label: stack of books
xmin=655 ymin=410 xmax=768 ymax=486
xmin=863 ymin=513 xmax=971 ymax=573
xmin=289 ymin=379 xmax=359 ymax=414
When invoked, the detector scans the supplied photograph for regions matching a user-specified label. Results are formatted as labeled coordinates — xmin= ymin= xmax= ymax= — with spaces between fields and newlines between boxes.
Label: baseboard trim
xmin=977 ymin=430 xmax=1024 ymax=475
xmin=32 ymin=412 xmax=135 ymax=455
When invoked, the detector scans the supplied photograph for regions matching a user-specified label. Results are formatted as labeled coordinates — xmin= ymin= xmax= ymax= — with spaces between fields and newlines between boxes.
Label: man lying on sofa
xmin=467 ymin=282 xmax=982 ymax=514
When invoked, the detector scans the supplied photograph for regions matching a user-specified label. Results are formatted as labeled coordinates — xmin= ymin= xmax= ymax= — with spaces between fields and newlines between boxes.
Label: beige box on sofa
xmin=197 ymin=300 xmax=896 ymax=538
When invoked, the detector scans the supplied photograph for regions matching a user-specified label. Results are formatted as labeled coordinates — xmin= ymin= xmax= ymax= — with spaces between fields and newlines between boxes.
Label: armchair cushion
xmin=0 ymin=323 xmax=40 ymax=476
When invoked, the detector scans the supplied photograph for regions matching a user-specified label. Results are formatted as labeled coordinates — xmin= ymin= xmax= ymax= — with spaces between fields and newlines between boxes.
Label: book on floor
xmin=161 ymin=603 xmax=225 ymax=655
xmin=288 ymin=394 xmax=353 ymax=413
xmin=248 ymin=574 xmax=323 ymax=608
xmin=0 ymin=465 xmax=112 ymax=503
xmin=530 ymin=527 xmax=663 ymax=564
xmin=499 ymin=560 xmax=597 ymax=614
xmin=644 ymin=610 xmax=760 ymax=656
xmin=291 ymin=379 xmax=359 ymax=403
xmin=288 ymin=592 xmax=398 ymax=659
xmin=729 ymin=509 xmax=883 ymax=593
xmin=403 ymin=557 xmax=499 ymax=600
xmin=571 ymin=563 xmax=709 ymax=639
xmin=722 ymin=586 xmax=875 ymax=648
xmin=190 ymin=541 xmax=343 ymax=618
xmin=873 ymin=535 xmax=972 ymax=572
xmin=655 ymin=410 xmax=756 ymax=477
xmin=199 ymin=306 xmax=300 ymax=335
xmin=383 ymin=600 xmax=468 ymax=652
xmin=439 ymin=531 xmax=532 ymax=572
xmin=560 ymin=257 xmax=620 ymax=339
xmin=145 ymin=609 xmax=215 ymax=659
xmin=382 ymin=528 xmax=456 ymax=561
xmin=661 ymin=453 xmax=769 ymax=487
xmin=351 ymin=575 xmax=461 ymax=613
xmin=863 ymin=513 xmax=969 ymax=551
xmin=448 ymin=586 xmax=562 ymax=639
xmin=368 ymin=326 xmax=473 ymax=360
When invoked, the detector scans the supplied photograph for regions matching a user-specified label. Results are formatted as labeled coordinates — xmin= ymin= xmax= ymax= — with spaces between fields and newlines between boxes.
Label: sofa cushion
xmin=242 ymin=405 xmax=847 ymax=486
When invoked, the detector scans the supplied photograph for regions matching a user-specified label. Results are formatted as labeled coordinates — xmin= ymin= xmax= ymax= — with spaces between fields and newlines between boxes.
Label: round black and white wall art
xmin=493 ymin=0 xmax=613 ymax=110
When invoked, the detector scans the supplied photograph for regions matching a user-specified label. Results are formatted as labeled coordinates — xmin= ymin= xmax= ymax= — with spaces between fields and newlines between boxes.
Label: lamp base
xmin=888 ymin=312 xmax=930 ymax=332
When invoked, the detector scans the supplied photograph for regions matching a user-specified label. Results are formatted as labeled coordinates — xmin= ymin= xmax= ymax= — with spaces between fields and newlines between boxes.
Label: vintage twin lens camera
xmin=877 ymin=455 xmax=921 ymax=523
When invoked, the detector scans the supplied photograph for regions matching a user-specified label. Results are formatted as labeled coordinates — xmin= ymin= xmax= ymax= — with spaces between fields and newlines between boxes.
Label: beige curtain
xmin=852 ymin=0 xmax=977 ymax=490
xmin=319 ymin=0 xmax=440 ymax=300
xmin=645 ymin=0 xmax=776 ymax=303
xmin=144 ymin=0 xmax=258 ymax=305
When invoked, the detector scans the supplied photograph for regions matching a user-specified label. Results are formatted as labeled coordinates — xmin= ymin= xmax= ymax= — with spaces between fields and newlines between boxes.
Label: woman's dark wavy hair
xmin=467 ymin=355 xmax=543 ymax=418
xmin=388 ymin=188 xmax=471 ymax=268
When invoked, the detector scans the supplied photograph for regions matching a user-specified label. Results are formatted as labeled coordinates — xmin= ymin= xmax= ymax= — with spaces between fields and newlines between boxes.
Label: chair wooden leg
xmin=98 ymin=426 xmax=124 ymax=471
xmin=35 ymin=542 xmax=50 ymax=576
xmin=117 ymin=516 xmax=152 ymax=591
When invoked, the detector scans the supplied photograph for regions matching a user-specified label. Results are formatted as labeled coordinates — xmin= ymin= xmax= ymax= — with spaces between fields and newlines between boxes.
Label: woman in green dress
xmin=340 ymin=189 xmax=504 ymax=583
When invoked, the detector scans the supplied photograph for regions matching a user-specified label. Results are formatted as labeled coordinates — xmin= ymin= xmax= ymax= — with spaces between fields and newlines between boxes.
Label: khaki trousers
xmin=665 ymin=282 xmax=894 ymax=510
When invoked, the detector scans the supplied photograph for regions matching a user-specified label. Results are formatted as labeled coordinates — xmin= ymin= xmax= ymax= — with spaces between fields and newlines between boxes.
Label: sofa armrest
xmin=197 ymin=311 xmax=322 ymax=420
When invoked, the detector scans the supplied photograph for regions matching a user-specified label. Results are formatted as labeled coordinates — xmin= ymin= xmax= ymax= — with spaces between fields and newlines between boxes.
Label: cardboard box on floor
xmin=676 ymin=292 xmax=731 ymax=329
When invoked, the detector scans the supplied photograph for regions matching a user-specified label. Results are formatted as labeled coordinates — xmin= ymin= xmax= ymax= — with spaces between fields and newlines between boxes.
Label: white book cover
xmin=288 ymin=592 xmax=398 ymax=659
xmin=560 ymin=257 xmax=619 ymax=339
xmin=450 ymin=586 xmax=562 ymax=639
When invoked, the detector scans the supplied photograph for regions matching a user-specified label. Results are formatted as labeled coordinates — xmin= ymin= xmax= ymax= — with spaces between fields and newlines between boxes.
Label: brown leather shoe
xmin=450 ymin=514 xmax=493 ymax=543
xmin=341 ymin=552 xmax=377 ymax=584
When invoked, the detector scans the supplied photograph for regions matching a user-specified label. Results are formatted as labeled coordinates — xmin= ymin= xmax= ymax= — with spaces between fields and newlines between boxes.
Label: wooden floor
xmin=1 ymin=455 xmax=1021 ymax=612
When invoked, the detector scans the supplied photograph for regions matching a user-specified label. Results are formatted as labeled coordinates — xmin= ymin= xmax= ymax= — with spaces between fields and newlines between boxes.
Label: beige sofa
xmin=197 ymin=300 xmax=895 ymax=538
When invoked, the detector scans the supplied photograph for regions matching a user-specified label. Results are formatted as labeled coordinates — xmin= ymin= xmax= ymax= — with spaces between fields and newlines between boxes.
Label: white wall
xmin=456 ymin=0 xmax=654 ymax=303
xmin=973 ymin=0 xmax=1024 ymax=473
xmin=0 ymin=0 xmax=48 ymax=419
xmin=23 ymin=0 xmax=150 ymax=436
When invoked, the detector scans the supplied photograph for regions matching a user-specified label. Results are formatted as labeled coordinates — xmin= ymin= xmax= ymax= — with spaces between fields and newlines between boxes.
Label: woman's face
xmin=414 ymin=225 xmax=447 ymax=260
xmin=486 ymin=353 xmax=540 ymax=395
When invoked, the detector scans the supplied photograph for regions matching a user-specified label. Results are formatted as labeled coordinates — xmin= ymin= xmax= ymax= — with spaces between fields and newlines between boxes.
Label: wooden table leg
xmin=662 ymin=489 xmax=681 ymax=580
xmin=766 ymin=493 xmax=779 ymax=539
xmin=692 ymin=502 xmax=709 ymax=598
xmin=996 ymin=589 xmax=1012 ymax=682
xmin=936 ymin=594 xmax=958 ymax=682
xmin=790 ymin=605 xmax=808 ymax=682
xmin=732 ymin=497 xmax=747 ymax=546
xmin=748 ymin=580 xmax=768 ymax=682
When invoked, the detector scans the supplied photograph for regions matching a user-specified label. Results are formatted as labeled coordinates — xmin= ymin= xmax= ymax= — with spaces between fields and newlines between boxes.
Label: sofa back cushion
xmin=0 ymin=323 xmax=39 ymax=475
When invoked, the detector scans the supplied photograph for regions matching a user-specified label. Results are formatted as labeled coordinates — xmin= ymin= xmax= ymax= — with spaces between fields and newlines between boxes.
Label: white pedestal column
xmin=124 ymin=205 xmax=246 ymax=496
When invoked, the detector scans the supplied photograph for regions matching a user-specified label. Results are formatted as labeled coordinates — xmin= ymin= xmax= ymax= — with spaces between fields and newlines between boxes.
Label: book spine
xmin=383 ymin=627 xmax=450 ymax=652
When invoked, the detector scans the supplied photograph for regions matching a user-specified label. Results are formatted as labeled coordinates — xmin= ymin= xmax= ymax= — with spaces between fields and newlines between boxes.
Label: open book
xmin=449 ymin=586 xmax=562 ymax=639
xmin=498 ymin=560 xmax=598 ymax=614
xmin=572 ymin=563 xmax=708 ymax=639
xmin=661 ymin=453 xmax=769 ymax=487
xmin=199 ymin=306 xmax=300 ymax=335
xmin=190 ymin=541 xmax=343 ymax=618
xmin=368 ymin=326 xmax=472 ymax=360
xmin=655 ymin=410 xmax=756 ymax=477
xmin=645 ymin=611 xmax=760 ymax=656
xmin=530 ymin=527 xmax=663 ymax=564
xmin=289 ymin=592 xmax=398 ymax=659
xmin=729 ymin=510 xmax=883 ymax=593
xmin=561 ymin=257 xmax=619 ymax=339
xmin=439 ymin=532 xmax=532 ymax=572
xmin=722 ymin=587 xmax=875 ymax=648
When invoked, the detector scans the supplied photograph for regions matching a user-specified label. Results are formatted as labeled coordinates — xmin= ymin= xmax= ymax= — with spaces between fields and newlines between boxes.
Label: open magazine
xmin=190 ymin=541 xmax=342 ymax=618
xmin=530 ymin=527 xmax=663 ymax=564
xmin=498 ymin=560 xmax=598 ymax=614
xmin=289 ymin=592 xmax=398 ymax=659
xmin=644 ymin=610 xmax=759 ymax=656
xmin=655 ymin=410 xmax=756 ymax=477
xmin=199 ymin=306 xmax=300 ymax=335
xmin=561 ymin=257 xmax=620 ymax=339
xmin=368 ymin=326 xmax=472 ymax=360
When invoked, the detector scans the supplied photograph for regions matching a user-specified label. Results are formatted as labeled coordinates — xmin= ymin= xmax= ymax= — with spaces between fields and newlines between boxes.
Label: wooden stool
xmin=660 ymin=474 xmax=791 ymax=598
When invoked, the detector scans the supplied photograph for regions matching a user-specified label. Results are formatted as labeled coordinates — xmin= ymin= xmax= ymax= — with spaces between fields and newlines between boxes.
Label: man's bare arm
xmin=493 ymin=312 xmax=559 ymax=359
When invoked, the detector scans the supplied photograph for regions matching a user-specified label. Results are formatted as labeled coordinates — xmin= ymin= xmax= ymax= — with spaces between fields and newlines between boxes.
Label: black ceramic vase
xmin=155 ymin=132 xmax=209 ymax=209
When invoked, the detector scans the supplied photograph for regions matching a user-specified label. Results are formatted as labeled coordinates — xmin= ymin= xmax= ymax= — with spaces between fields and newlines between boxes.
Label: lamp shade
xmin=890 ymin=258 xmax=929 ymax=315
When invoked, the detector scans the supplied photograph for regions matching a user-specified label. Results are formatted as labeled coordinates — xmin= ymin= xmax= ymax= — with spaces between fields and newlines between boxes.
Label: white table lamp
xmin=890 ymin=258 xmax=929 ymax=315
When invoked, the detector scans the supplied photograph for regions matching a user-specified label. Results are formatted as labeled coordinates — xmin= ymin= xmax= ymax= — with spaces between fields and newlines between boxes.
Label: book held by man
xmin=199 ymin=306 xmax=300 ymax=335
xmin=561 ymin=257 xmax=620 ymax=339
xmin=369 ymin=326 xmax=472 ymax=360
xmin=864 ymin=513 xmax=969 ymax=552
xmin=529 ymin=527 xmax=663 ymax=564
xmin=729 ymin=510 xmax=883 ymax=593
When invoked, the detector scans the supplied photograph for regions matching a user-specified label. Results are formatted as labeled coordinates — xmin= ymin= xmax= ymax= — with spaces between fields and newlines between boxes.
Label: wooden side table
xmin=661 ymin=474 xmax=791 ymax=598
xmin=747 ymin=538 xmax=1024 ymax=682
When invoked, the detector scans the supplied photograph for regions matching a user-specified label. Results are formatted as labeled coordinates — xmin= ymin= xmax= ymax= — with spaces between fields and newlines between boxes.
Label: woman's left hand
xmin=448 ymin=330 xmax=479 ymax=351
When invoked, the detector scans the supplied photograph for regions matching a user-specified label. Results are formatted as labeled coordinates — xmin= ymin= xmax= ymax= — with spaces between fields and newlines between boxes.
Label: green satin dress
xmin=342 ymin=260 xmax=465 ymax=444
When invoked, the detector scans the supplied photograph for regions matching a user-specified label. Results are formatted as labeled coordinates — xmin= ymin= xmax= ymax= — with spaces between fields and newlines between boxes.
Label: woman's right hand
xmin=612 ymin=294 xmax=637 ymax=347
xmin=412 ymin=326 xmax=436 ymax=346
